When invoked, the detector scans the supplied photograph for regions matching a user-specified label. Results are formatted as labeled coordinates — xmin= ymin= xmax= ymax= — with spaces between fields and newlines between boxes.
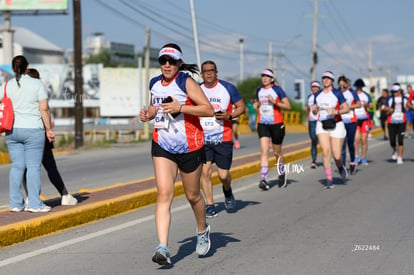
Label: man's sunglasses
xmin=158 ymin=56 xmax=179 ymax=66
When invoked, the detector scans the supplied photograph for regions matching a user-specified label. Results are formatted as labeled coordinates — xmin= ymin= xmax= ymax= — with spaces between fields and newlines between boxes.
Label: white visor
xmin=158 ymin=47 xmax=183 ymax=60
xmin=261 ymin=69 xmax=274 ymax=78
xmin=322 ymin=71 xmax=334 ymax=80
xmin=391 ymin=84 xmax=401 ymax=92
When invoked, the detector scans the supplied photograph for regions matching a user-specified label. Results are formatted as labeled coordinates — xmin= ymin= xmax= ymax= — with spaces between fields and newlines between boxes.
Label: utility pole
xmin=368 ymin=40 xmax=373 ymax=79
xmin=142 ymin=27 xmax=151 ymax=140
xmin=310 ymin=0 xmax=318 ymax=82
xmin=239 ymin=38 xmax=244 ymax=82
xmin=1 ymin=11 xmax=14 ymax=65
xmin=189 ymin=0 xmax=201 ymax=69
xmin=73 ymin=0 xmax=83 ymax=149
xmin=268 ymin=41 xmax=272 ymax=69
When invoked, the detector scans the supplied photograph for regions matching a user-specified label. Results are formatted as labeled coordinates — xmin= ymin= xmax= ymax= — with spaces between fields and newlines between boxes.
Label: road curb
xmin=0 ymin=127 xmax=383 ymax=247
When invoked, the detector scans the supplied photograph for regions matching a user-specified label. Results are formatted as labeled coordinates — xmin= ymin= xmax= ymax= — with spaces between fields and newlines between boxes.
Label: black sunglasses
xmin=158 ymin=56 xmax=179 ymax=66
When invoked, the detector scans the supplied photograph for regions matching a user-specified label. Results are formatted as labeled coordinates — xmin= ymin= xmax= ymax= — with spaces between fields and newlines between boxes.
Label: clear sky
xmin=3 ymin=0 xmax=414 ymax=95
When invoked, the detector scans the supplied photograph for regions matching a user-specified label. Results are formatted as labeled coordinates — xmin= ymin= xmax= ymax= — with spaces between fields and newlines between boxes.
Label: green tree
xmin=236 ymin=77 xmax=262 ymax=101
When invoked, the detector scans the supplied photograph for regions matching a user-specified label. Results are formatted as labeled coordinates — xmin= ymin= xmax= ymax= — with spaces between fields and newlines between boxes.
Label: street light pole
xmin=310 ymin=0 xmax=319 ymax=82
xmin=239 ymin=38 xmax=244 ymax=82
xmin=189 ymin=0 xmax=201 ymax=70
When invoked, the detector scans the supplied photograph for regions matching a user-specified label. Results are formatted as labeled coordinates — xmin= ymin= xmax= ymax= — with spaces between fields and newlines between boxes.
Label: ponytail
xmin=12 ymin=55 xmax=28 ymax=87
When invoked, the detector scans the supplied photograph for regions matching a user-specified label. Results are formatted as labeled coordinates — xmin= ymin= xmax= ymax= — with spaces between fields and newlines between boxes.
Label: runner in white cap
xmin=140 ymin=43 xmax=214 ymax=265
xmin=255 ymin=68 xmax=291 ymax=190
xmin=383 ymin=83 xmax=408 ymax=164
xmin=312 ymin=71 xmax=350 ymax=189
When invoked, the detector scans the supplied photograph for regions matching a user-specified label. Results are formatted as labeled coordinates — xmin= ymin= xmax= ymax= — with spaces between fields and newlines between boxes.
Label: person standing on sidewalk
xmin=199 ymin=60 xmax=245 ymax=218
xmin=353 ymin=79 xmax=373 ymax=166
xmin=139 ymin=43 xmax=214 ymax=265
xmin=338 ymin=75 xmax=361 ymax=175
xmin=22 ymin=68 xmax=77 ymax=206
xmin=255 ymin=68 xmax=291 ymax=190
xmin=1 ymin=55 xmax=54 ymax=212
xmin=312 ymin=71 xmax=349 ymax=189
xmin=304 ymin=80 xmax=321 ymax=169
xmin=383 ymin=83 xmax=407 ymax=164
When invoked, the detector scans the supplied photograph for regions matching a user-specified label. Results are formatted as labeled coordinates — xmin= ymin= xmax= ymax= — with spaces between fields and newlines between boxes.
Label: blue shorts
xmin=406 ymin=110 xmax=414 ymax=123
xmin=204 ymin=141 xmax=233 ymax=170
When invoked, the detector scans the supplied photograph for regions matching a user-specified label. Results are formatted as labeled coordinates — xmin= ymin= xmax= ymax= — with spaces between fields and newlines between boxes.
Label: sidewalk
xmin=0 ymin=127 xmax=383 ymax=247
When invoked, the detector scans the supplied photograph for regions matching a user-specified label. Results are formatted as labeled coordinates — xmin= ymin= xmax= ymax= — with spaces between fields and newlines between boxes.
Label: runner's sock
xmin=260 ymin=166 xmax=268 ymax=181
xmin=325 ymin=167 xmax=333 ymax=182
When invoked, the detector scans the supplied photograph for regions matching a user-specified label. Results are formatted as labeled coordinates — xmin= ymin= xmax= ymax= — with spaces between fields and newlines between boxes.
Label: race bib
xmin=200 ymin=117 xmax=221 ymax=131
xmin=391 ymin=112 xmax=404 ymax=123
xmin=354 ymin=108 xmax=366 ymax=115
xmin=154 ymin=111 xmax=169 ymax=129
xmin=341 ymin=111 xmax=353 ymax=123
xmin=260 ymin=104 xmax=273 ymax=116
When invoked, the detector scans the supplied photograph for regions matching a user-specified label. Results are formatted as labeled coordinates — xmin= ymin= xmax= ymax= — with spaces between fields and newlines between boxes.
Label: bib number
xmin=154 ymin=112 xmax=169 ymax=129
xmin=260 ymin=104 xmax=273 ymax=116
xmin=200 ymin=117 xmax=221 ymax=131
xmin=391 ymin=112 xmax=404 ymax=123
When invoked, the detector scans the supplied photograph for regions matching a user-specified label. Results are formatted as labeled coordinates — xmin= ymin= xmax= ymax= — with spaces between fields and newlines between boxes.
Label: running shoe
xmin=223 ymin=186 xmax=236 ymax=210
xmin=258 ymin=180 xmax=270 ymax=191
xmin=349 ymin=164 xmax=355 ymax=175
xmin=340 ymin=167 xmax=348 ymax=182
xmin=325 ymin=180 xmax=334 ymax=189
xmin=397 ymin=157 xmax=403 ymax=165
xmin=10 ymin=207 xmax=24 ymax=212
xmin=61 ymin=194 xmax=78 ymax=206
xmin=311 ymin=162 xmax=317 ymax=169
xmin=278 ymin=173 xmax=287 ymax=188
xmin=196 ymin=223 xmax=211 ymax=256
xmin=205 ymin=204 xmax=218 ymax=218
xmin=224 ymin=193 xmax=236 ymax=210
xmin=391 ymin=151 xmax=398 ymax=160
xmin=152 ymin=245 xmax=171 ymax=265
xmin=26 ymin=205 xmax=51 ymax=213
xmin=354 ymin=156 xmax=360 ymax=165
xmin=360 ymin=158 xmax=368 ymax=166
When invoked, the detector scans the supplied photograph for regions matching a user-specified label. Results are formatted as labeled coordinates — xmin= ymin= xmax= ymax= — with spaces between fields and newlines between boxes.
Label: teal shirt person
xmin=0 ymin=75 xmax=47 ymax=129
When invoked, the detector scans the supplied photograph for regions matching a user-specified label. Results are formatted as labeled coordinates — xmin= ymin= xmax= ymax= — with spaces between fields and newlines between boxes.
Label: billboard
xmin=0 ymin=0 xmax=68 ymax=10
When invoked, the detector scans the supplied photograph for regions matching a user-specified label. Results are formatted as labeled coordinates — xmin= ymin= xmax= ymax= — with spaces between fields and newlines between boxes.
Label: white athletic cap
xmin=311 ymin=81 xmax=321 ymax=88
xmin=322 ymin=71 xmax=335 ymax=81
xmin=261 ymin=69 xmax=274 ymax=78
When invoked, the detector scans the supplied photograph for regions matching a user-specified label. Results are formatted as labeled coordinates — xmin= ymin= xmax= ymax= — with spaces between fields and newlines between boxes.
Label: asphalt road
xmin=0 ymin=133 xmax=308 ymax=208
xmin=0 ymin=137 xmax=413 ymax=274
